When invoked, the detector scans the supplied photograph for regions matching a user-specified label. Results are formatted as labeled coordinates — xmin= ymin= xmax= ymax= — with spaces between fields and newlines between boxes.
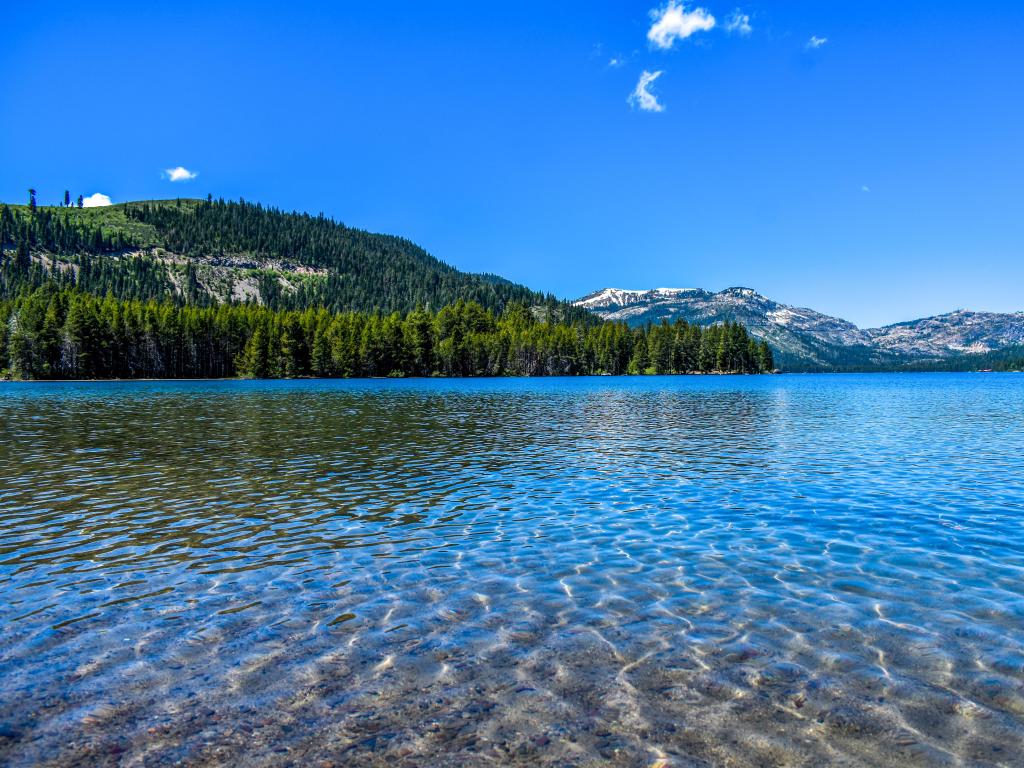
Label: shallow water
xmin=1 ymin=374 xmax=1023 ymax=766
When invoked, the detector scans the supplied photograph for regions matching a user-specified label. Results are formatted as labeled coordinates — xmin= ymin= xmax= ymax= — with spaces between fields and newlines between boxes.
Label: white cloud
xmin=608 ymin=57 xmax=624 ymax=68
xmin=628 ymin=70 xmax=665 ymax=113
xmin=725 ymin=10 xmax=752 ymax=36
xmin=862 ymin=185 xmax=871 ymax=193
xmin=82 ymin=193 xmax=112 ymax=208
xmin=807 ymin=36 xmax=828 ymax=49
xmin=164 ymin=166 xmax=198 ymax=182
xmin=647 ymin=2 xmax=715 ymax=50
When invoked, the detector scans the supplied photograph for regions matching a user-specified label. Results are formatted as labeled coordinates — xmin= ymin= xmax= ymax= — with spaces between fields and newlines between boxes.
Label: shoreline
xmin=0 ymin=372 xmax=771 ymax=383
xmin=0 ymin=370 xmax=1017 ymax=384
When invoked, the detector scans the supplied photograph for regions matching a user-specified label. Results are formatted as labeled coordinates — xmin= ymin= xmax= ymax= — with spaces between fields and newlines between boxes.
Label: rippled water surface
xmin=2 ymin=375 xmax=1024 ymax=767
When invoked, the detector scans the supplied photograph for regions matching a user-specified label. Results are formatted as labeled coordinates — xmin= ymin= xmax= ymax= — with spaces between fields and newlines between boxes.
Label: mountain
xmin=867 ymin=311 xmax=1024 ymax=357
xmin=0 ymin=199 xmax=588 ymax=322
xmin=576 ymin=287 xmax=1024 ymax=370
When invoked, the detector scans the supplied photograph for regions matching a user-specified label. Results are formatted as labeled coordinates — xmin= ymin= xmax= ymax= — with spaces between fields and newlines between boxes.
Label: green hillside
xmin=0 ymin=198 xmax=586 ymax=321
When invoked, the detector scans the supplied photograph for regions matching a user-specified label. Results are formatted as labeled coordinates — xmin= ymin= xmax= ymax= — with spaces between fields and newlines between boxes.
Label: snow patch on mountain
xmin=868 ymin=310 xmax=1024 ymax=356
xmin=575 ymin=287 xmax=1024 ymax=367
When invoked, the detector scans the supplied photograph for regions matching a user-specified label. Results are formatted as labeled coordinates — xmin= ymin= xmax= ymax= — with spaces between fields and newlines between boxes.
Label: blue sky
xmin=2 ymin=1 xmax=1022 ymax=327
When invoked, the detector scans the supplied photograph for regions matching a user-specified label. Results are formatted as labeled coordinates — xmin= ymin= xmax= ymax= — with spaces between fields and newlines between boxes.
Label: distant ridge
xmin=576 ymin=286 xmax=1024 ymax=370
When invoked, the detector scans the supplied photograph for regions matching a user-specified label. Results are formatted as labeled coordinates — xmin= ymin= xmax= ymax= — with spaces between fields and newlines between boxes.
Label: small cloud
xmin=164 ymin=166 xmax=198 ymax=182
xmin=725 ymin=10 xmax=752 ymax=36
xmin=628 ymin=70 xmax=665 ymax=113
xmin=608 ymin=57 xmax=624 ymax=68
xmin=862 ymin=185 xmax=871 ymax=193
xmin=648 ymin=1 xmax=716 ymax=50
xmin=806 ymin=36 xmax=828 ymax=49
xmin=82 ymin=193 xmax=112 ymax=208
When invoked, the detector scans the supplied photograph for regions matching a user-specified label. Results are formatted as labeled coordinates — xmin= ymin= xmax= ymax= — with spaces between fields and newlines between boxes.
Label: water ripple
xmin=0 ymin=375 xmax=1023 ymax=766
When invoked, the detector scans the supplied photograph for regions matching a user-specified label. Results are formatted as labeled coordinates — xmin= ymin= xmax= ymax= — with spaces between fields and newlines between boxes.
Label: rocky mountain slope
xmin=576 ymin=287 xmax=1024 ymax=370
xmin=0 ymin=199 xmax=585 ymax=321
xmin=867 ymin=310 xmax=1024 ymax=357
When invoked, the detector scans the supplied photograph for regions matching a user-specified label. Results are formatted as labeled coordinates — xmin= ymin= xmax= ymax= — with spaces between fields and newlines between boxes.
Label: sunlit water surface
xmin=1 ymin=375 xmax=1023 ymax=767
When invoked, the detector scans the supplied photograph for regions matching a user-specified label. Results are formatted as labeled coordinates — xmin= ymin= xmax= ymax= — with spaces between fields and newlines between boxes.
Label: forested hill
xmin=0 ymin=198 xmax=586 ymax=321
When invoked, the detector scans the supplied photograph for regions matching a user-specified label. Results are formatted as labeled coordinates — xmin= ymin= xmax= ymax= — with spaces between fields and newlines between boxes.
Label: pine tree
xmin=404 ymin=306 xmax=436 ymax=376
xmin=15 ymin=238 xmax=31 ymax=271
xmin=237 ymin=323 xmax=270 ymax=378
xmin=698 ymin=327 xmax=717 ymax=372
xmin=38 ymin=303 xmax=63 ymax=377
xmin=310 ymin=323 xmax=331 ymax=376
xmin=65 ymin=296 xmax=102 ymax=378
xmin=628 ymin=331 xmax=650 ymax=375
xmin=758 ymin=340 xmax=774 ymax=372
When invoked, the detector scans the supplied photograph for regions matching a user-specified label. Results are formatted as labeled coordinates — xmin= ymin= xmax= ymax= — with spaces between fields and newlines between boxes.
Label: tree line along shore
xmin=0 ymin=288 xmax=773 ymax=380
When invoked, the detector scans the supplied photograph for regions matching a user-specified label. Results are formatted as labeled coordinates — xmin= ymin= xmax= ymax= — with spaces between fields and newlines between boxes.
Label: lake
xmin=1 ymin=374 xmax=1023 ymax=766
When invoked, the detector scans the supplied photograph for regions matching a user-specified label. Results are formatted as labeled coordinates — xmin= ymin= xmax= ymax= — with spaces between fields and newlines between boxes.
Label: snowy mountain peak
xmin=576 ymin=287 xmax=702 ymax=308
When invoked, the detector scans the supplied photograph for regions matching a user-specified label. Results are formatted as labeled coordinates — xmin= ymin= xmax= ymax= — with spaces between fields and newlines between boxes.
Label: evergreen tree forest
xmin=0 ymin=288 xmax=774 ymax=380
xmin=0 ymin=199 xmax=588 ymax=319
xmin=0 ymin=196 xmax=774 ymax=379
xmin=897 ymin=345 xmax=1024 ymax=373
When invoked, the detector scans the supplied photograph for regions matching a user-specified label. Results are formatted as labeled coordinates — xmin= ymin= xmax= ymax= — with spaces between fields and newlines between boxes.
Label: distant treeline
xmin=897 ymin=346 xmax=1024 ymax=373
xmin=0 ymin=288 xmax=773 ymax=380
xmin=778 ymin=346 xmax=1024 ymax=374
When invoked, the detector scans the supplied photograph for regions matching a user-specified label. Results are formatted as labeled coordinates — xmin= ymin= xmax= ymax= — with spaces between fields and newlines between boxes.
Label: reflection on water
xmin=1 ymin=375 xmax=1023 ymax=766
